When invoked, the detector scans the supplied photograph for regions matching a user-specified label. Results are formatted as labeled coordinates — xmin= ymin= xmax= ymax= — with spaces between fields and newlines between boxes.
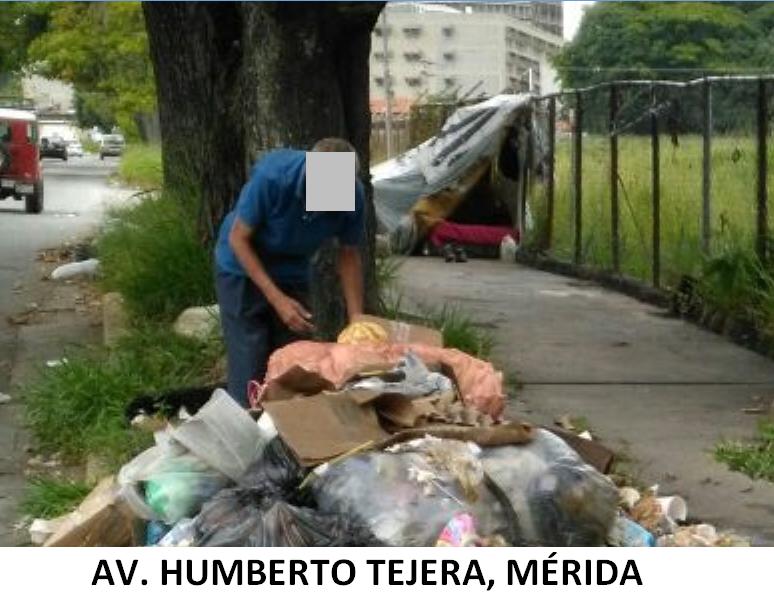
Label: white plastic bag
xmin=169 ymin=388 xmax=268 ymax=482
xmin=117 ymin=431 xmax=229 ymax=524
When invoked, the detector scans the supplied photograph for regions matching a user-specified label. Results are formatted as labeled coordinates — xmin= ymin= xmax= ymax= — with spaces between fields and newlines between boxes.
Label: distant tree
xmin=555 ymin=2 xmax=759 ymax=86
xmin=0 ymin=3 xmax=51 ymax=77
xmin=27 ymin=2 xmax=155 ymax=138
xmin=0 ymin=3 xmax=51 ymax=98
xmin=554 ymin=2 xmax=770 ymax=133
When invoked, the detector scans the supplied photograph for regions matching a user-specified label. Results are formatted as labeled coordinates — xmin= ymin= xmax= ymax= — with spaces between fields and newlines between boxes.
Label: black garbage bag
xmin=195 ymin=488 xmax=382 ymax=547
xmin=239 ymin=436 xmax=306 ymax=503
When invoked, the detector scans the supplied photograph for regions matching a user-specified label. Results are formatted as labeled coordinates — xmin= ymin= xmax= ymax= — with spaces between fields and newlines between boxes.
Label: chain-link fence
xmin=529 ymin=76 xmax=774 ymax=291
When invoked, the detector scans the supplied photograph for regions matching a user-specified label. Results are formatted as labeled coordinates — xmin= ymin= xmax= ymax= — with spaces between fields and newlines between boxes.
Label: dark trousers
xmin=215 ymin=272 xmax=309 ymax=407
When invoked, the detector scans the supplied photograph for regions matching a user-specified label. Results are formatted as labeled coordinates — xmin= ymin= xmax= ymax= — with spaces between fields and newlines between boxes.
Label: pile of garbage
xmin=31 ymin=315 xmax=748 ymax=547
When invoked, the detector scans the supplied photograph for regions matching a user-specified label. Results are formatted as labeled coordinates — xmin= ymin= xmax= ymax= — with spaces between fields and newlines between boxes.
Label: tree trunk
xmin=143 ymin=1 xmax=383 ymax=337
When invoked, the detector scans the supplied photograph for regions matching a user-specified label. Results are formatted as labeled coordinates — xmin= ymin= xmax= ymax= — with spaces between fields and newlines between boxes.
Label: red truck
xmin=0 ymin=101 xmax=44 ymax=214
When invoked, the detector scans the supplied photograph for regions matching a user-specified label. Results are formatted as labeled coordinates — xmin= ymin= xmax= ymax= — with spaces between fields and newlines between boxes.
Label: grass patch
xmin=98 ymin=192 xmax=215 ymax=321
xmin=531 ymin=134 xmax=774 ymax=287
xmin=420 ymin=303 xmax=494 ymax=358
xmin=715 ymin=420 xmax=774 ymax=482
xmin=24 ymin=323 xmax=223 ymax=469
xmin=118 ymin=143 xmax=163 ymax=190
xmin=21 ymin=478 xmax=93 ymax=519
xmin=697 ymin=241 xmax=774 ymax=336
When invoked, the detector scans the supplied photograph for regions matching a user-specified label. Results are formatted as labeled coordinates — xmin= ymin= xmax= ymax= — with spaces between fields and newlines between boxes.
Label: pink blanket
xmin=429 ymin=220 xmax=518 ymax=248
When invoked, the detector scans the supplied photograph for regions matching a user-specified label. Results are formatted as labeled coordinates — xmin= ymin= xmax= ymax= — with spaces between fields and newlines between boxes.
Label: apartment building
xmin=444 ymin=2 xmax=563 ymax=37
xmin=370 ymin=2 xmax=564 ymax=115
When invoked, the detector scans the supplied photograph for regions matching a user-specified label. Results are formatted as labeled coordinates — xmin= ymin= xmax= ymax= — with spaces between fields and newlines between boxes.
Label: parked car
xmin=67 ymin=141 xmax=84 ymax=157
xmin=0 ymin=105 xmax=44 ymax=213
xmin=40 ymin=134 xmax=68 ymax=161
xmin=99 ymin=134 xmax=125 ymax=160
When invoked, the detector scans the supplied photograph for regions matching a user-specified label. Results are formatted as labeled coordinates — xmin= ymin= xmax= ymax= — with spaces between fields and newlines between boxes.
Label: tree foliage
xmin=554 ymin=2 xmax=774 ymax=133
xmin=556 ymin=2 xmax=771 ymax=86
xmin=0 ymin=2 xmax=51 ymax=95
xmin=27 ymin=2 xmax=155 ymax=137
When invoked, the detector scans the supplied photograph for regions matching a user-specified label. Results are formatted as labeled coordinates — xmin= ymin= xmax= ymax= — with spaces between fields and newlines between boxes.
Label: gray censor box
xmin=305 ymin=151 xmax=356 ymax=212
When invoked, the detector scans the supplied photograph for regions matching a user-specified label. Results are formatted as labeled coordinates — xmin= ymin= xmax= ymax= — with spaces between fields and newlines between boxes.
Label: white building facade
xmin=370 ymin=3 xmax=564 ymax=114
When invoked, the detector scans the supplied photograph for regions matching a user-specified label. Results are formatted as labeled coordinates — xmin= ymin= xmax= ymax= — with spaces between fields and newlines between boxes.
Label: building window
xmin=442 ymin=26 xmax=454 ymax=37
xmin=374 ymin=51 xmax=393 ymax=61
xmin=405 ymin=76 xmax=422 ymax=87
xmin=443 ymin=51 xmax=455 ymax=62
xmin=444 ymin=77 xmax=457 ymax=88
xmin=403 ymin=26 xmax=421 ymax=38
xmin=374 ymin=77 xmax=384 ymax=87
xmin=404 ymin=51 xmax=423 ymax=62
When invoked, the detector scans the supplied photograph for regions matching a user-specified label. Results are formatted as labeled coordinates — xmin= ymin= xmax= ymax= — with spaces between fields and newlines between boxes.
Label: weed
xmin=118 ymin=144 xmax=163 ymax=190
xmin=375 ymin=253 xmax=402 ymax=297
xmin=24 ymin=323 xmax=223 ymax=468
xmin=715 ymin=419 xmax=774 ymax=482
xmin=21 ymin=478 xmax=93 ymax=519
xmin=421 ymin=303 xmax=494 ymax=358
xmin=98 ymin=192 xmax=216 ymax=321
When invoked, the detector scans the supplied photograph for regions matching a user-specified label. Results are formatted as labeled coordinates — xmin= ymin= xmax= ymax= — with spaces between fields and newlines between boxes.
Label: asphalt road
xmin=0 ymin=154 xmax=129 ymax=391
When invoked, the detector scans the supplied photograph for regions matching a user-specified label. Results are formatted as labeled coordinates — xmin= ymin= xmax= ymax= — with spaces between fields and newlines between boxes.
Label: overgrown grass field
xmin=532 ymin=134 xmax=774 ymax=286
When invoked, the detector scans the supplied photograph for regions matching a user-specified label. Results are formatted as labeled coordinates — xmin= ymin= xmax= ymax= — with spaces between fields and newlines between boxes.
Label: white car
xmin=67 ymin=142 xmax=84 ymax=157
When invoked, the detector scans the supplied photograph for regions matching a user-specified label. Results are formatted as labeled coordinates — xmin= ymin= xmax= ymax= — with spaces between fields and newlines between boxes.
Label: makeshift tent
xmin=371 ymin=94 xmax=537 ymax=256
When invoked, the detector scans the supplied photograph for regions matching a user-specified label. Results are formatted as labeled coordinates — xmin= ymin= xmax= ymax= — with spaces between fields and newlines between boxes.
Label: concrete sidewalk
xmin=398 ymin=257 xmax=774 ymax=543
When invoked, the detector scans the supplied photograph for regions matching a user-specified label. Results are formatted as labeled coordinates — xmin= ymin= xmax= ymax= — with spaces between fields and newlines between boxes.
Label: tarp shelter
xmin=371 ymin=94 xmax=536 ymax=256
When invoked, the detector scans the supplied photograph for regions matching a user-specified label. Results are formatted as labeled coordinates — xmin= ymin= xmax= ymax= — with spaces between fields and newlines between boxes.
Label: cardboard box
xmin=352 ymin=314 xmax=442 ymax=347
xmin=263 ymin=392 xmax=389 ymax=466
xmin=45 ymin=476 xmax=142 ymax=547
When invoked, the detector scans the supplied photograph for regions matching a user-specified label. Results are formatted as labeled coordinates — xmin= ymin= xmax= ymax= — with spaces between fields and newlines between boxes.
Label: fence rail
xmin=530 ymin=75 xmax=773 ymax=291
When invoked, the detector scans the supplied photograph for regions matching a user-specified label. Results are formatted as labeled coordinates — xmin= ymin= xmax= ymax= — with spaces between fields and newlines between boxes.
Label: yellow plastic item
xmin=337 ymin=321 xmax=389 ymax=345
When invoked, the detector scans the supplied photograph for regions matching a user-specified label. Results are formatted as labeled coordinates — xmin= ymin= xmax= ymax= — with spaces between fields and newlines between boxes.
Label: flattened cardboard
xmin=263 ymin=365 xmax=336 ymax=402
xmin=263 ymin=392 xmax=389 ymax=466
xmin=45 ymin=476 xmax=141 ymax=547
xmin=352 ymin=314 xmax=442 ymax=347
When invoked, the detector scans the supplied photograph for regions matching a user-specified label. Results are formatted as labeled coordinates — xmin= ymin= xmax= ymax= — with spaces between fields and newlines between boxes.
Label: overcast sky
xmin=563 ymin=1 xmax=595 ymax=40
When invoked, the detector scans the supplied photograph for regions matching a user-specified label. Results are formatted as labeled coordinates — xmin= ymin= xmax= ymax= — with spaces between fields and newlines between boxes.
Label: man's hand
xmin=273 ymin=294 xmax=315 ymax=334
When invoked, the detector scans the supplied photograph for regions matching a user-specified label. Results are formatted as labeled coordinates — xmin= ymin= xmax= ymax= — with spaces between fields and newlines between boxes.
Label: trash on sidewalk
xmin=608 ymin=514 xmax=656 ymax=547
xmin=29 ymin=515 xmax=68 ymax=545
xmin=50 ymin=258 xmax=100 ymax=281
xmin=337 ymin=320 xmax=389 ymax=345
xmin=173 ymin=305 xmax=220 ymax=341
xmin=348 ymin=314 xmax=443 ymax=347
xmin=46 ymin=357 xmax=69 ymax=368
xmin=53 ymin=311 xmax=750 ymax=548
xmin=0 ymin=392 xmax=11 ymax=404
xmin=264 ymin=340 xmax=505 ymax=418
xmin=657 ymin=524 xmax=750 ymax=547
xmin=118 ymin=389 xmax=273 ymax=525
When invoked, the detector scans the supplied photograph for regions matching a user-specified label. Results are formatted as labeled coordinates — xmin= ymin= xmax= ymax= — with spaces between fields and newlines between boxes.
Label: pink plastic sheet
xmin=264 ymin=341 xmax=505 ymax=419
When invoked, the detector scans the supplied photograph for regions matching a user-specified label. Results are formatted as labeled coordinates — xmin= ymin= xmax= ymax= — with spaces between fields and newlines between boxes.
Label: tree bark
xmin=143 ymin=1 xmax=383 ymax=337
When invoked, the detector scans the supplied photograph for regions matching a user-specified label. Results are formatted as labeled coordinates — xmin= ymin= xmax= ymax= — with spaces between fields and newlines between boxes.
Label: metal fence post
xmin=757 ymin=78 xmax=769 ymax=262
xmin=650 ymin=84 xmax=661 ymax=288
xmin=702 ymin=77 xmax=712 ymax=255
xmin=573 ymin=91 xmax=583 ymax=265
xmin=610 ymin=84 xmax=620 ymax=273
xmin=544 ymin=96 xmax=556 ymax=251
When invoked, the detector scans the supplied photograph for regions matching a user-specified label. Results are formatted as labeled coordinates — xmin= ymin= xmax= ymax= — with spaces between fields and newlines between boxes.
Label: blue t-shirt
xmin=215 ymin=149 xmax=365 ymax=286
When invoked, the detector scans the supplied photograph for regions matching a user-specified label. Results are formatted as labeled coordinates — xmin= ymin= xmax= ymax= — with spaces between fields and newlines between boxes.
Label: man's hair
xmin=312 ymin=137 xmax=360 ymax=173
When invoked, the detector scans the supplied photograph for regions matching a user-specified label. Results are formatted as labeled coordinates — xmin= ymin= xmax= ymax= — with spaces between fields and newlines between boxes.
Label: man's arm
xmin=229 ymin=218 xmax=314 ymax=334
xmin=337 ymin=245 xmax=364 ymax=321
